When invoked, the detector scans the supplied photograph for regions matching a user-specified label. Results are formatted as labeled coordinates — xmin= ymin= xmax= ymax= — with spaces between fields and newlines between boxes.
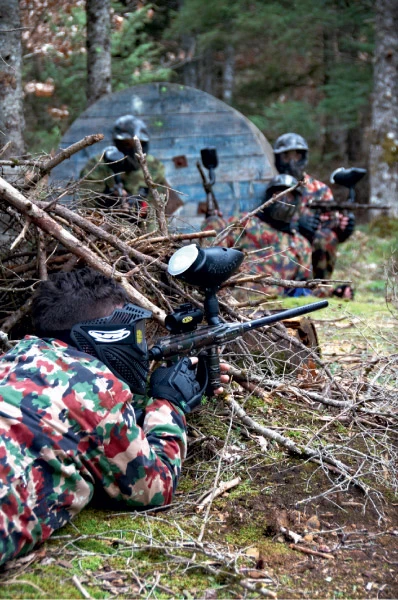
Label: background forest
xmin=1 ymin=0 xmax=397 ymax=210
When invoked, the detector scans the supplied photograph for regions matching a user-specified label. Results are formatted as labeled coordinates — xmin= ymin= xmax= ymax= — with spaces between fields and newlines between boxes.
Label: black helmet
xmin=273 ymin=133 xmax=309 ymax=154
xmin=111 ymin=115 xmax=150 ymax=170
xmin=112 ymin=115 xmax=150 ymax=152
xmin=258 ymin=174 xmax=301 ymax=232
xmin=273 ymin=133 xmax=308 ymax=179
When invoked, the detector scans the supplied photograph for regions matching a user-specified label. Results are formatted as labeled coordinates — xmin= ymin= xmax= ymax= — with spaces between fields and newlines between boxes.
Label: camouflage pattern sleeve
xmin=298 ymin=174 xmax=340 ymax=279
xmin=232 ymin=216 xmax=312 ymax=295
xmin=85 ymin=395 xmax=187 ymax=508
xmin=201 ymin=215 xmax=228 ymax=243
xmin=203 ymin=214 xmax=313 ymax=297
xmin=79 ymin=153 xmax=114 ymax=196
xmin=146 ymin=155 xmax=166 ymax=186
xmin=143 ymin=156 xmax=183 ymax=215
xmin=290 ymin=232 xmax=313 ymax=281
xmin=300 ymin=173 xmax=334 ymax=212
xmin=0 ymin=337 xmax=187 ymax=565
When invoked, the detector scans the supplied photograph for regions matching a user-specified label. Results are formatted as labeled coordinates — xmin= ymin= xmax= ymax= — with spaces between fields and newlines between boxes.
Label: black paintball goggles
xmin=71 ymin=303 xmax=152 ymax=395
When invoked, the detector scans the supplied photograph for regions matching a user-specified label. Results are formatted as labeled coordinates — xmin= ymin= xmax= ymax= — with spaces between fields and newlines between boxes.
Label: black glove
xmin=336 ymin=213 xmax=355 ymax=243
xmin=332 ymin=284 xmax=355 ymax=299
xmin=297 ymin=213 xmax=321 ymax=243
xmin=149 ymin=357 xmax=208 ymax=414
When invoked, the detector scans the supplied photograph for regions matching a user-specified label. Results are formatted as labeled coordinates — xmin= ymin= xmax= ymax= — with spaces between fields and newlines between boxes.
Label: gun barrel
xmin=241 ymin=300 xmax=328 ymax=333
xmin=308 ymin=203 xmax=390 ymax=211
xmin=149 ymin=300 xmax=328 ymax=361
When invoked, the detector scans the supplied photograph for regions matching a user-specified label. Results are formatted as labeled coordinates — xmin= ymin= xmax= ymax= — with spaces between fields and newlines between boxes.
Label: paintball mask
xmin=70 ymin=303 xmax=152 ymax=395
xmin=112 ymin=115 xmax=150 ymax=171
xmin=258 ymin=174 xmax=301 ymax=233
xmin=273 ymin=133 xmax=309 ymax=179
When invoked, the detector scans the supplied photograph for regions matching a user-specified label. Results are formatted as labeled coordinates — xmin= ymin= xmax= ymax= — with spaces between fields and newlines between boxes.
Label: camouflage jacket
xmin=80 ymin=151 xmax=182 ymax=216
xmin=300 ymin=173 xmax=333 ymax=211
xmin=203 ymin=214 xmax=313 ymax=296
xmin=295 ymin=173 xmax=338 ymax=229
xmin=0 ymin=336 xmax=187 ymax=565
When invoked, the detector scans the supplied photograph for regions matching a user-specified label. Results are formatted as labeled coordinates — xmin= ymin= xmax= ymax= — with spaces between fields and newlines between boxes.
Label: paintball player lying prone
xmin=0 ymin=268 xmax=229 ymax=566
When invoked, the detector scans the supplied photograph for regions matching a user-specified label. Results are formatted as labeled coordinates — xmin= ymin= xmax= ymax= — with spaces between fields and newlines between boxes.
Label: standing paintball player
xmin=273 ymin=133 xmax=355 ymax=296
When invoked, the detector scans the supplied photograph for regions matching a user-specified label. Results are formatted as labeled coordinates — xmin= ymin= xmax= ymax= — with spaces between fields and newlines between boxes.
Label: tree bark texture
xmin=0 ymin=0 xmax=25 ymax=156
xmin=86 ymin=0 xmax=112 ymax=107
xmin=369 ymin=0 xmax=398 ymax=215
xmin=222 ymin=44 xmax=235 ymax=104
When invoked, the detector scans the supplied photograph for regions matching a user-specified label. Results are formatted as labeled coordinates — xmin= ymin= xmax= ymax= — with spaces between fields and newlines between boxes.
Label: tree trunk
xmin=222 ymin=44 xmax=235 ymax=104
xmin=369 ymin=0 xmax=398 ymax=215
xmin=180 ymin=34 xmax=198 ymax=88
xmin=201 ymin=49 xmax=215 ymax=95
xmin=86 ymin=0 xmax=112 ymax=107
xmin=0 ymin=0 xmax=25 ymax=157
xmin=322 ymin=22 xmax=347 ymax=161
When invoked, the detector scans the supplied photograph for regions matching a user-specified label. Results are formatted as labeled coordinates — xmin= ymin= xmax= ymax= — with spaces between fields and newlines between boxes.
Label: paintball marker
xmin=197 ymin=147 xmax=221 ymax=218
xmin=308 ymin=167 xmax=390 ymax=212
xmin=149 ymin=245 xmax=328 ymax=393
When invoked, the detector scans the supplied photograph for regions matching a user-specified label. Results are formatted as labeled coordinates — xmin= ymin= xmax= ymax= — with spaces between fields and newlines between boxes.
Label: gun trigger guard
xmin=196 ymin=355 xmax=209 ymax=395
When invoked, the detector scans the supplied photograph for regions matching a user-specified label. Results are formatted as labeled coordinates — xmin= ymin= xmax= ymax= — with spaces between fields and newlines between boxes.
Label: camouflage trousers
xmin=312 ymin=228 xmax=339 ymax=280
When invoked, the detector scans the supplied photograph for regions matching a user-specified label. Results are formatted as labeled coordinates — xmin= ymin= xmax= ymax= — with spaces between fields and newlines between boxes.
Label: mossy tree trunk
xmin=369 ymin=0 xmax=398 ymax=215
xmin=0 ymin=0 xmax=25 ymax=157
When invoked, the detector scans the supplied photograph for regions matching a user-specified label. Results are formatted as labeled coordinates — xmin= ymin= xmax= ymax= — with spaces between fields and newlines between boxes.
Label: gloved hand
xmin=149 ymin=357 xmax=208 ymax=414
xmin=297 ymin=213 xmax=321 ymax=242
xmin=332 ymin=284 xmax=355 ymax=300
xmin=335 ymin=212 xmax=355 ymax=242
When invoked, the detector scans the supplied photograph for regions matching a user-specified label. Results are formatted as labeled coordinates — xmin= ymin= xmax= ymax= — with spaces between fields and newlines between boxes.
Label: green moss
xmin=225 ymin=524 xmax=263 ymax=545
xmin=0 ymin=565 xmax=102 ymax=599
xmin=382 ymin=134 xmax=398 ymax=166
xmin=368 ymin=216 xmax=398 ymax=238
xmin=226 ymin=479 xmax=260 ymax=501
xmin=77 ymin=556 xmax=104 ymax=571
xmin=243 ymin=394 xmax=269 ymax=411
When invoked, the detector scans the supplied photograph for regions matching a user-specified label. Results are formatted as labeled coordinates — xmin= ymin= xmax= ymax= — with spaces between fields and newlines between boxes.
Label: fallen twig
xmin=71 ymin=575 xmax=92 ymax=599
xmin=0 ymin=176 xmax=166 ymax=321
xmin=134 ymin=136 xmax=168 ymax=235
xmin=22 ymin=134 xmax=104 ymax=189
xmin=214 ymin=182 xmax=300 ymax=245
xmin=289 ymin=543 xmax=335 ymax=560
xmin=225 ymin=393 xmax=376 ymax=498
xmin=196 ymin=476 xmax=241 ymax=512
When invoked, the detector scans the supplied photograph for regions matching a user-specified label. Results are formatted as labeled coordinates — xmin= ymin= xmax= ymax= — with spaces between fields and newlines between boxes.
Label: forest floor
xmin=0 ymin=219 xmax=397 ymax=600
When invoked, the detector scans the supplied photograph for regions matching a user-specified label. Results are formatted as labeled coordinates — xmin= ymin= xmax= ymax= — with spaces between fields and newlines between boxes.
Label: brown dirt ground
xmin=220 ymin=460 xmax=398 ymax=599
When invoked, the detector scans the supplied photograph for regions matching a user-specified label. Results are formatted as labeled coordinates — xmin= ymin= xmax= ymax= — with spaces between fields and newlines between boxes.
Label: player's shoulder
xmin=146 ymin=154 xmax=165 ymax=175
xmin=304 ymin=173 xmax=331 ymax=191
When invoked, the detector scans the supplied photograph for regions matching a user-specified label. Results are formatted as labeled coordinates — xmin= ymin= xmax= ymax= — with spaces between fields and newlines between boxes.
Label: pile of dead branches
xmin=0 ymin=135 xmax=397 ymax=518
xmin=0 ymin=134 xmax=331 ymax=345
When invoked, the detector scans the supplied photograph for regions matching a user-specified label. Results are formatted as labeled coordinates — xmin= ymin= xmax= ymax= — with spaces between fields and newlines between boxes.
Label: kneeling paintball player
xmin=0 ymin=268 xmax=229 ymax=566
xmin=202 ymin=174 xmax=314 ymax=298
xmin=80 ymin=114 xmax=182 ymax=221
